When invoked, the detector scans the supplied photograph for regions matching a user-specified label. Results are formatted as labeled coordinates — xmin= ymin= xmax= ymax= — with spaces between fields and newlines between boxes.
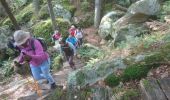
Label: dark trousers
xmin=66 ymin=55 xmax=74 ymax=68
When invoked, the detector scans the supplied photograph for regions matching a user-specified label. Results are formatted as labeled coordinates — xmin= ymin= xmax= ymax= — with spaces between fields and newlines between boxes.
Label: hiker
xmin=52 ymin=30 xmax=62 ymax=50
xmin=68 ymin=25 xmax=76 ymax=37
xmin=75 ymin=27 xmax=83 ymax=47
xmin=66 ymin=34 xmax=78 ymax=48
xmin=59 ymin=38 xmax=76 ymax=69
xmin=13 ymin=30 xmax=56 ymax=89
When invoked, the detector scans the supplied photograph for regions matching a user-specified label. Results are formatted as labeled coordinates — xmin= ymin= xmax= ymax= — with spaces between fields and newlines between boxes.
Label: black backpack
xmin=31 ymin=37 xmax=48 ymax=51
xmin=61 ymin=43 xmax=73 ymax=56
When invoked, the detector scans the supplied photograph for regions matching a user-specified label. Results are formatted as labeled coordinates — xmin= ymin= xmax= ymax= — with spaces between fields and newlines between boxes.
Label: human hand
xmin=13 ymin=61 xmax=21 ymax=67
xmin=22 ymin=52 xmax=32 ymax=61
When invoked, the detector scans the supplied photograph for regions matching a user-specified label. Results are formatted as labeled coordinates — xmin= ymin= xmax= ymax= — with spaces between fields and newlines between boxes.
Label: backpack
xmin=61 ymin=43 xmax=73 ymax=56
xmin=31 ymin=37 xmax=48 ymax=51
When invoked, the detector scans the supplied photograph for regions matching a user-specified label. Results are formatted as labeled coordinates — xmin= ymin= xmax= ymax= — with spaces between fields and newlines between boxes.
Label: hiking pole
xmin=24 ymin=59 xmax=42 ymax=97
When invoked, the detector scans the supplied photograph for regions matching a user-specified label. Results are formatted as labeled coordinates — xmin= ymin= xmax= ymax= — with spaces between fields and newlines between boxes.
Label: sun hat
xmin=13 ymin=30 xmax=31 ymax=46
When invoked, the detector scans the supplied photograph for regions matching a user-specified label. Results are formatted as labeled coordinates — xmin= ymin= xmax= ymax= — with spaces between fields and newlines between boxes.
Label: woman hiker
xmin=13 ymin=30 xmax=56 ymax=89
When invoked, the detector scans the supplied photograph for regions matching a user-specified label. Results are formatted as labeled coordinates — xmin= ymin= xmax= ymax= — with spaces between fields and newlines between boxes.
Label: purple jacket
xmin=18 ymin=38 xmax=49 ymax=66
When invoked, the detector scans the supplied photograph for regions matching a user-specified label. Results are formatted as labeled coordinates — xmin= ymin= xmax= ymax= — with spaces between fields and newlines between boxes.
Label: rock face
xmin=98 ymin=11 xmax=124 ymax=39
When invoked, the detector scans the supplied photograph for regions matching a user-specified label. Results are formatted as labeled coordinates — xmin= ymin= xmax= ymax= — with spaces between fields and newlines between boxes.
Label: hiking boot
xmin=51 ymin=83 xmax=57 ymax=89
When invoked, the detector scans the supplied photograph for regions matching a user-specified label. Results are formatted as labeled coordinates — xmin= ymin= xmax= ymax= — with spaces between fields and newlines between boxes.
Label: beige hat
xmin=13 ymin=30 xmax=31 ymax=46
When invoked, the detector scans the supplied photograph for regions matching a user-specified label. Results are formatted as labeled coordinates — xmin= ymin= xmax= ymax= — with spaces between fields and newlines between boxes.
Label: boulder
xmin=114 ymin=0 xmax=160 ymax=28
xmin=98 ymin=11 xmax=124 ymax=39
xmin=53 ymin=4 xmax=72 ymax=20
xmin=112 ymin=24 xmax=148 ymax=46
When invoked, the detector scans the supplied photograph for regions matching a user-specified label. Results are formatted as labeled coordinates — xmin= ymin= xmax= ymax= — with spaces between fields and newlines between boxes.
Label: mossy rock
xmin=32 ymin=18 xmax=70 ymax=44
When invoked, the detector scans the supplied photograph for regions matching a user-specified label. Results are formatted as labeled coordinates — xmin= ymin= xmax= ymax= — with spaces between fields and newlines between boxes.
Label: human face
xmin=20 ymin=39 xmax=29 ymax=48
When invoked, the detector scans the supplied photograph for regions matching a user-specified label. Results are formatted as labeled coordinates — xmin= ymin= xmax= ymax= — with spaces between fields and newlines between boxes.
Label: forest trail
xmin=0 ymin=26 xmax=99 ymax=100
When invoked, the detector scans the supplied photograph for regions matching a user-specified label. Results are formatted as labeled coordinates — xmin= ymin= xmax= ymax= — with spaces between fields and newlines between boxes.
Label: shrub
xmin=77 ymin=45 xmax=104 ymax=61
xmin=122 ymin=64 xmax=150 ymax=81
xmin=51 ymin=55 xmax=63 ymax=71
xmin=81 ymin=1 xmax=90 ymax=12
xmin=104 ymin=74 xmax=120 ymax=87
xmin=32 ymin=18 xmax=70 ymax=44
xmin=0 ymin=60 xmax=14 ymax=78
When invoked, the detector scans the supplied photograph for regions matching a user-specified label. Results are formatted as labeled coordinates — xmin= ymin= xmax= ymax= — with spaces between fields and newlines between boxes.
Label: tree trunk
xmin=33 ymin=0 xmax=40 ymax=18
xmin=0 ymin=0 xmax=20 ymax=30
xmin=47 ymin=0 xmax=57 ymax=31
xmin=94 ymin=0 xmax=102 ymax=28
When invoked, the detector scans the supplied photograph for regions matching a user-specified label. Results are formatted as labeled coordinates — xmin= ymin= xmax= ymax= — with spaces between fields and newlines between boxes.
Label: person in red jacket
xmin=68 ymin=25 xmax=76 ymax=37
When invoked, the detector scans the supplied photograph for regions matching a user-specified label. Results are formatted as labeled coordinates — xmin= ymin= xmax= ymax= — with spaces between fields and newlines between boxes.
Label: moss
xmin=51 ymin=55 xmax=63 ymax=71
xmin=32 ymin=19 xmax=53 ymax=44
xmin=104 ymin=74 xmax=120 ymax=87
xmin=122 ymin=64 xmax=150 ymax=81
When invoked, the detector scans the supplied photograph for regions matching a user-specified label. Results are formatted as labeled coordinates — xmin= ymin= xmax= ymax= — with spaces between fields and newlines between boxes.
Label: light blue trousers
xmin=30 ymin=59 xmax=55 ymax=84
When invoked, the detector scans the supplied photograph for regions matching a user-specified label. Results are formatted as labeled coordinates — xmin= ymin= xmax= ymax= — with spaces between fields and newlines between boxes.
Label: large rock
xmin=67 ymin=57 xmax=126 ymax=88
xmin=114 ymin=0 xmax=160 ymax=28
xmin=98 ymin=11 xmax=124 ymax=39
xmin=128 ymin=0 xmax=160 ymax=16
xmin=53 ymin=4 xmax=72 ymax=20
xmin=113 ymin=24 xmax=148 ymax=46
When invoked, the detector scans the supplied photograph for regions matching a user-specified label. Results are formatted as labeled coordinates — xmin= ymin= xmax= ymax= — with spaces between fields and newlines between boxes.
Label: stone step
xmin=140 ymin=78 xmax=170 ymax=100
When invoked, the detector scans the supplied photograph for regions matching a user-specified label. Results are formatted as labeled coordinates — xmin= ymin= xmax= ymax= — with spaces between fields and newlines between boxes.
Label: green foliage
xmin=157 ymin=1 xmax=170 ymax=21
xmin=32 ymin=19 xmax=53 ymax=44
xmin=76 ymin=71 xmax=86 ymax=86
xmin=104 ymin=74 xmax=120 ymax=87
xmin=15 ymin=4 xmax=33 ymax=25
xmin=122 ymin=64 xmax=149 ymax=81
xmin=121 ymin=89 xmax=139 ymax=100
xmin=2 ymin=18 xmax=14 ymax=30
xmin=38 ymin=5 xmax=49 ymax=20
xmin=78 ymin=45 xmax=104 ymax=61
xmin=81 ymin=1 xmax=90 ymax=12
xmin=32 ymin=18 xmax=70 ymax=44
xmin=56 ymin=18 xmax=70 ymax=38
xmin=51 ymin=55 xmax=63 ymax=71
xmin=0 ymin=60 xmax=14 ymax=78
